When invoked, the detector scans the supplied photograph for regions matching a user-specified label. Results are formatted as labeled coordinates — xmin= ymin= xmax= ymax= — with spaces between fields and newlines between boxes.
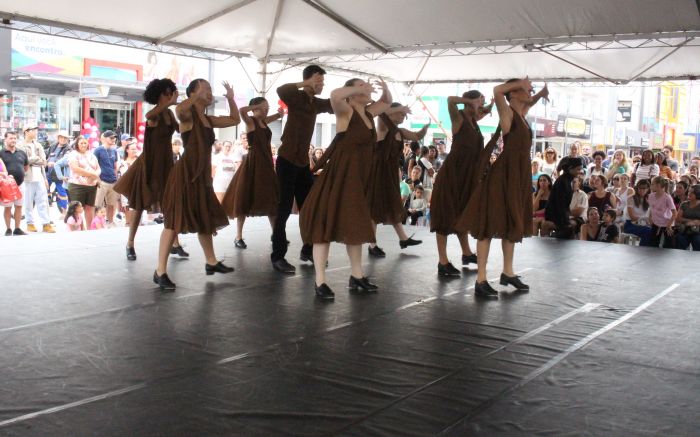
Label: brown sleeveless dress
xmin=221 ymin=120 xmax=279 ymax=217
xmin=300 ymin=109 xmax=377 ymax=245
xmin=162 ymin=108 xmax=229 ymax=234
xmin=113 ymin=110 xmax=177 ymax=212
xmin=367 ymin=113 xmax=405 ymax=225
xmin=430 ymin=111 xmax=483 ymax=235
xmin=455 ymin=108 xmax=533 ymax=242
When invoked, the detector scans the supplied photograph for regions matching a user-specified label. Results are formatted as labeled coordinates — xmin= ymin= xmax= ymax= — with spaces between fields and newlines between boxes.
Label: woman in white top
xmin=586 ymin=151 xmax=606 ymax=177
xmin=212 ymin=140 xmax=236 ymax=202
xmin=612 ymin=173 xmax=634 ymax=224
xmin=541 ymin=147 xmax=558 ymax=178
xmin=632 ymin=149 xmax=659 ymax=185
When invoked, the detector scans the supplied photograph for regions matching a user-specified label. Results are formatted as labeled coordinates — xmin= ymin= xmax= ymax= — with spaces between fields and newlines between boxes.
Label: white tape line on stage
xmin=440 ymin=282 xmax=681 ymax=434
xmin=0 ymin=383 xmax=148 ymax=428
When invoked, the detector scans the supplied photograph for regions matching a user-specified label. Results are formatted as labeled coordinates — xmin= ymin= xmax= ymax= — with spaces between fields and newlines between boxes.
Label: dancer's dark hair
xmin=64 ymin=201 xmax=83 ymax=224
xmin=303 ymin=65 xmax=326 ymax=80
xmin=504 ymin=78 xmax=520 ymax=102
xmin=463 ymin=90 xmax=483 ymax=99
xmin=143 ymin=78 xmax=177 ymax=105
xmin=249 ymin=97 xmax=267 ymax=106
xmin=186 ymin=78 xmax=207 ymax=98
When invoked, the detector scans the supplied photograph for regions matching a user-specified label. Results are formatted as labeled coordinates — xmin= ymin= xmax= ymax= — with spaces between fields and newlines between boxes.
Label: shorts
xmin=1 ymin=182 xmax=23 ymax=207
xmin=95 ymin=181 xmax=120 ymax=207
xmin=68 ymin=183 xmax=98 ymax=207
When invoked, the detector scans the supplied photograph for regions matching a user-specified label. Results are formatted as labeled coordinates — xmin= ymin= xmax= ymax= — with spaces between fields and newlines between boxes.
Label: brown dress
xmin=430 ymin=111 xmax=483 ymax=235
xmin=113 ymin=110 xmax=177 ymax=212
xmin=367 ymin=113 xmax=405 ymax=225
xmin=221 ymin=120 xmax=279 ymax=217
xmin=455 ymin=108 xmax=533 ymax=242
xmin=162 ymin=107 xmax=229 ymax=234
xmin=300 ymin=109 xmax=377 ymax=245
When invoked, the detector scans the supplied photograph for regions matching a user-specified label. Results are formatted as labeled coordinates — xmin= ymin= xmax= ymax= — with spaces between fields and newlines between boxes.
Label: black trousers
xmin=408 ymin=210 xmax=424 ymax=225
xmin=271 ymin=156 xmax=314 ymax=262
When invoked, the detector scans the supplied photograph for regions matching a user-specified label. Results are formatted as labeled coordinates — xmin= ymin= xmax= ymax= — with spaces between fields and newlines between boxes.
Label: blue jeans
xmin=623 ymin=220 xmax=652 ymax=246
xmin=675 ymin=232 xmax=700 ymax=251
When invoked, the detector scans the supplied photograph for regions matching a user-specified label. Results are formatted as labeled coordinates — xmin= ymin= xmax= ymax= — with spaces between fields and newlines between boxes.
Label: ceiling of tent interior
xmin=1 ymin=0 xmax=700 ymax=83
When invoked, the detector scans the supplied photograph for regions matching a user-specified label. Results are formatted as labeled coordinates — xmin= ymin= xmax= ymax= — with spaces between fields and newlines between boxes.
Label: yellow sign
xmin=565 ymin=118 xmax=586 ymax=136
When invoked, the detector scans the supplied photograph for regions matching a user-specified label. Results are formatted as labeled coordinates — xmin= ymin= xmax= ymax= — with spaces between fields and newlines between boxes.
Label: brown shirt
xmin=277 ymin=83 xmax=333 ymax=167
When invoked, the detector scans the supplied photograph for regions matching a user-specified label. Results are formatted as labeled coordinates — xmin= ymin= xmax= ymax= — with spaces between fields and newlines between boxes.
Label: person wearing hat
xmin=117 ymin=133 xmax=135 ymax=160
xmin=545 ymin=156 xmax=584 ymax=238
xmin=21 ymin=126 xmax=55 ymax=233
xmin=93 ymin=130 xmax=120 ymax=226
xmin=47 ymin=130 xmax=73 ymax=213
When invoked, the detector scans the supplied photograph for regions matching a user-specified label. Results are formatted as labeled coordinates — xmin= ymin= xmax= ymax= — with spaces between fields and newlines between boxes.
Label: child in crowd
xmin=90 ymin=206 xmax=107 ymax=230
xmin=65 ymin=201 xmax=85 ymax=231
xmin=407 ymin=186 xmax=428 ymax=225
xmin=648 ymin=176 xmax=677 ymax=248
xmin=599 ymin=209 xmax=620 ymax=243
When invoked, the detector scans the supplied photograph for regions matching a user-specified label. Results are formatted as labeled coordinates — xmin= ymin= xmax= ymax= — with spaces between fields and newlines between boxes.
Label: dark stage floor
xmin=1 ymin=217 xmax=698 ymax=436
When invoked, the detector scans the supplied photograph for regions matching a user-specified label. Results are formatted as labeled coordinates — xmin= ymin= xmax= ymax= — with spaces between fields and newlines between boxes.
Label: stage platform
xmin=1 ymin=217 xmax=698 ymax=436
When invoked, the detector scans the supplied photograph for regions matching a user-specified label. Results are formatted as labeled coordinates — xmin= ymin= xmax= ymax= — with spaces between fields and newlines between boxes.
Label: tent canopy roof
xmin=2 ymin=0 xmax=699 ymax=82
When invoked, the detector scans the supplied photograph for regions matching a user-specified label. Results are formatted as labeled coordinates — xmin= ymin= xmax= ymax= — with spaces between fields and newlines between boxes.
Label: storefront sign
xmin=617 ymin=100 xmax=632 ymax=122
xmin=11 ymin=30 xmax=209 ymax=85
xmin=556 ymin=115 xmax=591 ymax=139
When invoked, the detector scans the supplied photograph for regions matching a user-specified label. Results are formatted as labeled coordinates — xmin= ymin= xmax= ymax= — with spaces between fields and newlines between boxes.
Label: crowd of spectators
xmin=2 ymin=126 xmax=699 ymax=252
xmin=0 ymin=128 xmax=256 ymax=234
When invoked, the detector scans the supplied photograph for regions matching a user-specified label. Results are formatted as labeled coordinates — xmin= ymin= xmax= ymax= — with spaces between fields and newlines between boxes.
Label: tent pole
xmin=260 ymin=0 xmax=286 ymax=97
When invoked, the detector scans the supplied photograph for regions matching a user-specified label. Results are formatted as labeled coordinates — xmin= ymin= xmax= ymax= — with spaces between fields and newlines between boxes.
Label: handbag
xmin=0 ymin=175 xmax=22 ymax=203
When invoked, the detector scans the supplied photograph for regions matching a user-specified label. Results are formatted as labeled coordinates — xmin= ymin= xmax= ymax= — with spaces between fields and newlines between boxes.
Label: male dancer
xmin=271 ymin=65 xmax=332 ymax=273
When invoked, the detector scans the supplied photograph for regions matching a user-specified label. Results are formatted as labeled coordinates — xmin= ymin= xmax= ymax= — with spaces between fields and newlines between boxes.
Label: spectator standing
xmin=0 ymin=131 xmax=27 ymax=235
xmin=93 ymin=130 xmax=120 ymax=226
xmin=655 ymin=152 xmax=675 ymax=180
xmin=67 ymin=137 xmax=101 ymax=229
xmin=46 ymin=131 xmax=72 ymax=214
xmin=587 ymin=150 xmax=607 ymax=177
xmin=434 ymin=141 xmax=447 ymax=172
xmin=212 ymin=140 xmax=236 ymax=203
xmin=541 ymin=147 xmax=558 ymax=178
xmin=647 ymin=176 xmax=677 ymax=248
xmin=172 ymin=138 xmax=183 ymax=162
xmin=606 ymin=150 xmax=630 ymax=179
xmin=21 ymin=126 xmax=55 ymax=233
xmin=631 ymin=149 xmax=659 ymax=185
xmin=663 ymin=145 xmax=679 ymax=173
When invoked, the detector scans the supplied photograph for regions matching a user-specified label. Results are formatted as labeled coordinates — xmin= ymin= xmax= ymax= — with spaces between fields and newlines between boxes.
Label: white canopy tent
xmin=1 ymin=0 xmax=699 ymax=84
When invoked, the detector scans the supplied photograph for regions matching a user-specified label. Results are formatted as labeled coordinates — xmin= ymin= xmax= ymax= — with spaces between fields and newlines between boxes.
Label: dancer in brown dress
xmin=114 ymin=78 xmax=188 ymax=261
xmin=456 ymin=78 xmax=549 ymax=297
xmin=221 ymin=97 xmax=282 ymax=248
xmin=431 ymin=91 xmax=493 ymax=276
xmin=152 ymin=79 xmax=241 ymax=290
xmin=300 ymin=78 xmax=391 ymax=300
xmin=366 ymin=103 xmax=427 ymax=257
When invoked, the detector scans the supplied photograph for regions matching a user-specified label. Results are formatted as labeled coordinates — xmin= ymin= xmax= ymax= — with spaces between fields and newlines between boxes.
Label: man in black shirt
xmin=0 ymin=131 xmax=28 ymax=235
xmin=271 ymin=65 xmax=333 ymax=274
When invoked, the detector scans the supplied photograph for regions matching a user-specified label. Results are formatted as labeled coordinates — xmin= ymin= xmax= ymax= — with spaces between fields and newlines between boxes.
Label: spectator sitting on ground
xmin=623 ymin=179 xmax=652 ymax=246
xmin=90 ymin=206 xmax=107 ymax=230
xmin=674 ymin=184 xmax=700 ymax=251
xmin=533 ymin=174 xmax=555 ymax=236
xmin=588 ymin=174 xmax=617 ymax=212
xmin=580 ymin=207 xmax=604 ymax=242
xmin=310 ymin=147 xmax=324 ymax=175
xmin=545 ymin=156 xmax=583 ymax=238
xmin=673 ymin=180 xmax=689 ymax=210
xmin=612 ymin=173 xmax=634 ymax=224
xmin=407 ymin=186 xmax=428 ymax=225
xmin=531 ymin=160 xmax=543 ymax=190
xmin=64 ymin=201 xmax=85 ymax=231
xmin=599 ymin=209 xmax=620 ymax=243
